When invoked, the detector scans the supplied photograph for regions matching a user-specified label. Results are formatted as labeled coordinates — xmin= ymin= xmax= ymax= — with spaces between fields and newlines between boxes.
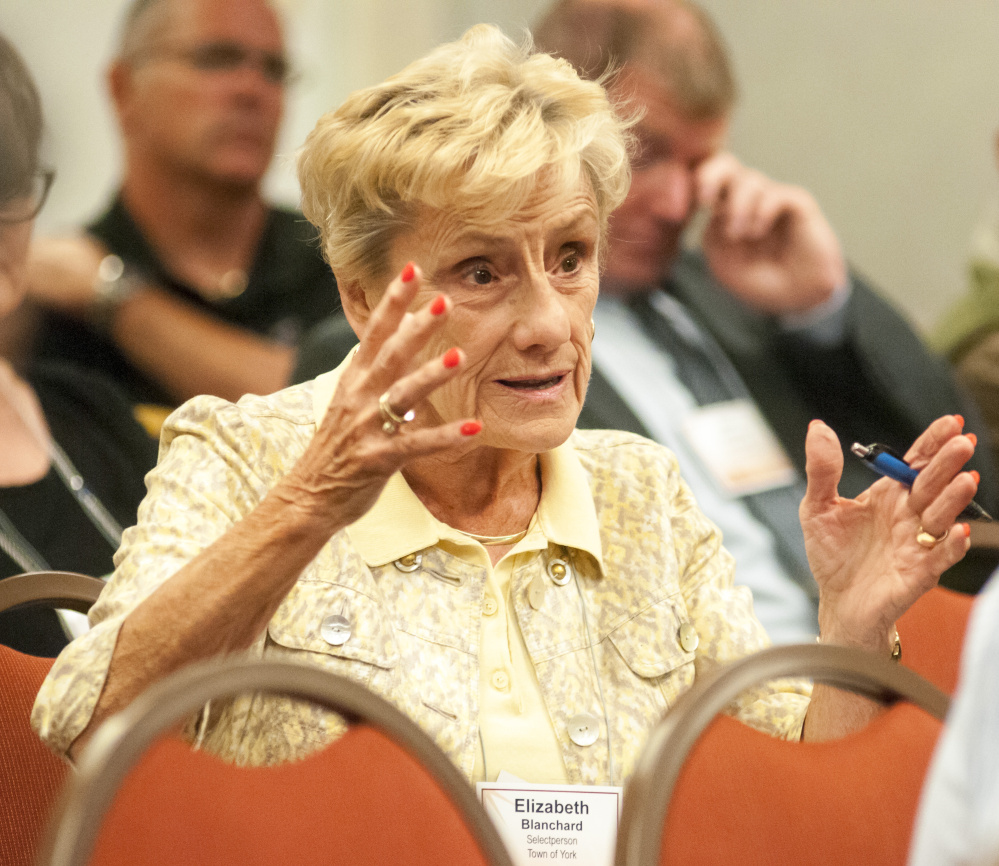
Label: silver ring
xmin=916 ymin=525 xmax=949 ymax=549
xmin=378 ymin=390 xmax=415 ymax=435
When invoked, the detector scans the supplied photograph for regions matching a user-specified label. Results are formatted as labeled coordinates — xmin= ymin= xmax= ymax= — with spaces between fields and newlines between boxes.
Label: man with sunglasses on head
xmin=25 ymin=0 xmax=340 ymax=429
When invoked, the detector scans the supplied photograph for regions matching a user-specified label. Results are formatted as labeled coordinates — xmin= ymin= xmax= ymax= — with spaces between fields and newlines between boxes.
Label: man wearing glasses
xmin=533 ymin=0 xmax=999 ymax=639
xmin=25 ymin=0 xmax=340 ymax=426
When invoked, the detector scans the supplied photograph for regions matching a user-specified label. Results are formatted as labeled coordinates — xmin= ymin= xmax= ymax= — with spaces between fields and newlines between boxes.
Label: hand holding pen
xmin=799 ymin=416 xmax=975 ymax=741
xmin=800 ymin=416 xmax=975 ymax=658
xmin=852 ymin=441 xmax=993 ymax=523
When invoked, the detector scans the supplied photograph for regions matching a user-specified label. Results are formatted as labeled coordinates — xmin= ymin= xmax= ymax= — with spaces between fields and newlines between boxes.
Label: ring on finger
xmin=379 ymin=390 xmax=415 ymax=435
xmin=916 ymin=525 xmax=949 ymax=549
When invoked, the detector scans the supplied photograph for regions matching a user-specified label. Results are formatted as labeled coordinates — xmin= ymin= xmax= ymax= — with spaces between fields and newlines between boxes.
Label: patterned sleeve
xmin=31 ymin=394 xmax=288 ymax=756
xmin=668 ymin=465 xmax=811 ymax=740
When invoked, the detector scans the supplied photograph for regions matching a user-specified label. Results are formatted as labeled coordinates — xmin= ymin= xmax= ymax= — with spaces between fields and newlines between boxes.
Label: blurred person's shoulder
xmin=263 ymin=204 xmax=328 ymax=260
xmin=256 ymin=204 xmax=339 ymax=310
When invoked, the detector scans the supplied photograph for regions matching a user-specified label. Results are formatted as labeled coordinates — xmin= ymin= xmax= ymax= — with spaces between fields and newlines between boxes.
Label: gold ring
xmin=378 ymin=391 xmax=415 ymax=435
xmin=916 ymin=526 xmax=949 ymax=549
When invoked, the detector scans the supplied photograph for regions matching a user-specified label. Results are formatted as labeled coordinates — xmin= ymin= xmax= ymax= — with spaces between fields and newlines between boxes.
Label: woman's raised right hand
xmin=280 ymin=262 xmax=480 ymax=529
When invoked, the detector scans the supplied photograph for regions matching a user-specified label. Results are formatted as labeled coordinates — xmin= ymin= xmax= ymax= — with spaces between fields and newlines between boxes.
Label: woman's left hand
xmin=799 ymin=416 xmax=976 ymax=652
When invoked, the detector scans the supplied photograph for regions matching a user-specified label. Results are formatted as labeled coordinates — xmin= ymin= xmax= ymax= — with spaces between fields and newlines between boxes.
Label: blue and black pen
xmin=851 ymin=442 xmax=994 ymax=522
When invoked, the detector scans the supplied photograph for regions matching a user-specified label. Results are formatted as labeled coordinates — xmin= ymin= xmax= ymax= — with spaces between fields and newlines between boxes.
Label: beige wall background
xmin=4 ymin=0 xmax=998 ymax=333
xmin=700 ymin=1 xmax=999 ymax=334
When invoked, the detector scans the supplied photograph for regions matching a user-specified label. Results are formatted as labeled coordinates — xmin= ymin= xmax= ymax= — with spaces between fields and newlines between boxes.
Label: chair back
xmin=616 ymin=643 xmax=950 ymax=866
xmin=898 ymin=584 xmax=975 ymax=694
xmin=0 ymin=571 xmax=104 ymax=866
xmin=0 ymin=570 xmax=106 ymax=617
xmin=41 ymin=657 xmax=514 ymax=866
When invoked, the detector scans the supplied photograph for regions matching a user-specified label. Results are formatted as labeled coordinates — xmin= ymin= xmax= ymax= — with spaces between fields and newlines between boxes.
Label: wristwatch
xmin=91 ymin=254 xmax=142 ymax=333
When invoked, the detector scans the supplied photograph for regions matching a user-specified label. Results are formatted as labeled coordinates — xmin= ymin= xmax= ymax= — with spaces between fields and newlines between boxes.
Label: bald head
xmin=116 ymin=0 xmax=284 ymax=63
xmin=109 ymin=0 xmax=287 ymax=194
xmin=534 ymin=0 xmax=736 ymax=121
xmin=117 ymin=0 xmax=179 ymax=61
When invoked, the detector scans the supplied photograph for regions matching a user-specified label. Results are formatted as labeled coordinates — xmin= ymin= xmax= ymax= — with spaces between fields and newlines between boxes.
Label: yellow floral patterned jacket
xmin=33 ymin=370 xmax=809 ymax=784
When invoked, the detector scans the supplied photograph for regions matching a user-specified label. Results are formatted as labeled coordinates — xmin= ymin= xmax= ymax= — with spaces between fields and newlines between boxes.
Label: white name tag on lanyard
xmin=477 ymin=776 xmax=622 ymax=866
xmin=682 ymin=398 xmax=798 ymax=497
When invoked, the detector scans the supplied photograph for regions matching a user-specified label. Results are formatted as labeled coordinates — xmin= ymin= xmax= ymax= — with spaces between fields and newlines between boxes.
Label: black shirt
xmin=0 ymin=363 xmax=157 ymax=656
xmin=35 ymin=195 xmax=342 ymax=405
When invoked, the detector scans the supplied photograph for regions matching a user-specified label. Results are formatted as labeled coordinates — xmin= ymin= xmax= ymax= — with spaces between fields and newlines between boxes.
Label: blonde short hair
xmin=298 ymin=24 xmax=632 ymax=288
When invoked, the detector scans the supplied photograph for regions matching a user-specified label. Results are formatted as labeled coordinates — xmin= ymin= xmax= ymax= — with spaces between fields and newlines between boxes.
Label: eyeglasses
xmin=630 ymin=127 xmax=673 ymax=172
xmin=0 ymin=169 xmax=55 ymax=223
xmin=159 ymin=41 xmax=295 ymax=86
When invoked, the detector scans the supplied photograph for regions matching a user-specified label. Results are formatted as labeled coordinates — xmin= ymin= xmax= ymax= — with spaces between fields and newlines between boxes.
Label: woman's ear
xmin=337 ymin=279 xmax=374 ymax=339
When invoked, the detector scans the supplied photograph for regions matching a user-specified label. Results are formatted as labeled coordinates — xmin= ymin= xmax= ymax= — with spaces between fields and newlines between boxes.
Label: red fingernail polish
xmin=401 ymin=262 xmax=415 ymax=283
xmin=955 ymin=414 xmax=965 ymax=428
xmin=461 ymin=421 xmax=482 ymax=436
xmin=443 ymin=348 xmax=460 ymax=369
xmin=430 ymin=295 xmax=446 ymax=316
xmin=962 ymin=523 xmax=971 ymax=538
xmin=971 ymin=470 xmax=981 ymax=485
xmin=967 ymin=433 xmax=978 ymax=446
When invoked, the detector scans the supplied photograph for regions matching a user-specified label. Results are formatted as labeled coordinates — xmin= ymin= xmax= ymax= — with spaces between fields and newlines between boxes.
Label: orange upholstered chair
xmin=41 ymin=657 xmax=513 ymax=866
xmin=615 ymin=643 xmax=950 ymax=866
xmin=0 ymin=571 xmax=105 ymax=866
xmin=898 ymin=584 xmax=975 ymax=694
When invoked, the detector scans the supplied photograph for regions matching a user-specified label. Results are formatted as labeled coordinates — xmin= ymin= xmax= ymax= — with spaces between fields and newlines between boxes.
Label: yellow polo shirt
xmin=314 ymin=371 xmax=604 ymax=783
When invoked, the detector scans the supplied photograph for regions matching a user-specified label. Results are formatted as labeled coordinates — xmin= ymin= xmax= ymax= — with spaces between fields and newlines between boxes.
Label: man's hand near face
xmin=696 ymin=152 xmax=848 ymax=315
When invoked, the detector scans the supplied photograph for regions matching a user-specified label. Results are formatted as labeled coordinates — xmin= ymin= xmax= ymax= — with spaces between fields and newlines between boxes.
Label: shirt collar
xmin=535 ymin=441 xmax=604 ymax=569
xmin=312 ymin=356 xmax=604 ymax=571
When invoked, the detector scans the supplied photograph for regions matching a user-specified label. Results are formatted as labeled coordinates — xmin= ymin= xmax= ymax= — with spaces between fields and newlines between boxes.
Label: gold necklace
xmin=453 ymin=527 xmax=529 ymax=546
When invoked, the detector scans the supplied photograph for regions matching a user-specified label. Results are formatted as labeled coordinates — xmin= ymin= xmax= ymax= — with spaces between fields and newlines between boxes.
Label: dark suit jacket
xmin=578 ymin=250 xmax=999 ymax=593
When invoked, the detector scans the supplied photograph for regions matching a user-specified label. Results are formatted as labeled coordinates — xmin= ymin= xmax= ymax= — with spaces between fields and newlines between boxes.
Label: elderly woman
xmin=0 ymin=33 xmax=156 ymax=655
xmin=34 ymin=26 xmax=977 ymax=785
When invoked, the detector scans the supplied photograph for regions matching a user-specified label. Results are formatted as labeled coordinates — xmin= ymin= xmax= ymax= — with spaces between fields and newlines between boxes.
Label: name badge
xmin=477 ymin=775 xmax=622 ymax=866
xmin=682 ymin=398 xmax=797 ymax=496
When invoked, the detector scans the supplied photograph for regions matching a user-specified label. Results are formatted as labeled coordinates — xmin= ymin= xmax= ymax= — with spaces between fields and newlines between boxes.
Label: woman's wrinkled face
xmin=384 ymin=173 xmax=600 ymax=454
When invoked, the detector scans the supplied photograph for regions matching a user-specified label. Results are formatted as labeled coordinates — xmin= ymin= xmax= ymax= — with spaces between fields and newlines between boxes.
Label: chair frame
xmin=615 ymin=643 xmax=951 ymax=866
xmin=42 ymin=656 xmax=515 ymax=866
xmin=0 ymin=570 xmax=103 ymax=866
xmin=0 ymin=571 xmax=105 ymax=615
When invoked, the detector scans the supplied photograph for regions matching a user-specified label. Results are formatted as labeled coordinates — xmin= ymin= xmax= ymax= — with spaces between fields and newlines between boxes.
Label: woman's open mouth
xmin=497 ymin=373 xmax=566 ymax=391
